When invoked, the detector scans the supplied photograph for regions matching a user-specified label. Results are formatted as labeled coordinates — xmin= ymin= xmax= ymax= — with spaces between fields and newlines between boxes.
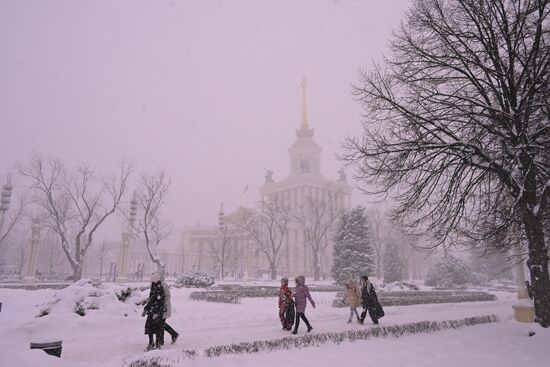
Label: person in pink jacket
xmin=292 ymin=275 xmax=315 ymax=334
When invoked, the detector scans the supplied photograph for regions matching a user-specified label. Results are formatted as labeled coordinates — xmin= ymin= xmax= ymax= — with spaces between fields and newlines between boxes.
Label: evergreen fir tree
xmin=383 ymin=242 xmax=404 ymax=283
xmin=331 ymin=206 xmax=376 ymax=284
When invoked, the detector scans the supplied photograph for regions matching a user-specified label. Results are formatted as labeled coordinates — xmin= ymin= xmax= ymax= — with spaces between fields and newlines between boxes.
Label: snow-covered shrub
xmin=425 ymin=256 xmax=473 ymax=288
xmin=128 ymin=357 xmax=170 ymax=367
xmin=116 ymin=287 xmax=133 ymax=302
xmin=468 ymin=271 xmax=490 ymax=286
xmin=379 ymin=281 xmax=420 ymax=291
xmin=36 ymin=308 xmax=50 ymax=318
xmin=174 ymin=271 xmax=215 ymax=288
xmin=128 ymin=351 xmax=197 ymax=366
xmin=332 ymin=290 xmax=496 ymax=307
xmin=74 ymin=301 xmax=86 ymax=316
xmin=35 ymin=278 xmax=146 ymax=318
xmin=189 ymin=291 xmax=240 ymax=303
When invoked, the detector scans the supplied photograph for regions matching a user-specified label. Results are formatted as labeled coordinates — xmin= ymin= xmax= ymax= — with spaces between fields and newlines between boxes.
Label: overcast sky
xmin=0 ymin=0 xmax=411 ymax=244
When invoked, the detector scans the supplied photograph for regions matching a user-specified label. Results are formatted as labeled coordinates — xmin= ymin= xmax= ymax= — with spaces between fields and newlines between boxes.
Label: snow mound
xmin=35 ymin=278 xmax=147 ymax=318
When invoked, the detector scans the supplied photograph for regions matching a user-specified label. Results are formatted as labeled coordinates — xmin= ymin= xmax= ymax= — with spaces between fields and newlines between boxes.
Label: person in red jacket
xmin=278 ymin=277 xmax=294 ymax=330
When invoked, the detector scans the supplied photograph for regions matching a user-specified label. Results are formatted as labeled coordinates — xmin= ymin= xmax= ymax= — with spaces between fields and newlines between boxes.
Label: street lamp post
xmin=218 ymin=203 xmax=225 ymax=280
xmin=117 ymin=193 xmax=137 ymax=282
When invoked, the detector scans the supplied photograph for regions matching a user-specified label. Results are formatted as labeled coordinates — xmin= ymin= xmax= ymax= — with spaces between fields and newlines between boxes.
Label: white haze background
xmin=0 ymin=0 xmax=410 ymax=243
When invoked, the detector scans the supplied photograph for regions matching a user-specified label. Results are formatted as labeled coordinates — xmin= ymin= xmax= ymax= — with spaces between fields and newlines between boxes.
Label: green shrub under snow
xmin=332 ymin=290 xmax=496 ymax=308
xmin=174 ymin=271 xmax=215 ymax=288
xmin=190 ymin=284 xmax=344 ymax=304
xmin=189 ymin=291 xmax=241 ymax=303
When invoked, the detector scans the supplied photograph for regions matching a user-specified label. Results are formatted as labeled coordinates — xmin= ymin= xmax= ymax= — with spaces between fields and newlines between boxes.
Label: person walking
xmin=292 ymin=275 xmax=315 ymax=334
xmin=159 ymin=278 xmax=179 ymax=345
xmin=278 ymin=277 xmax=294 ymax=330
xmin=343 ymin=279 xmax=361 ymax=323
xmin=142 ymin=272 xmax=165 ymax=351
xmin=359 ymin=275 xmax=384 ymax=325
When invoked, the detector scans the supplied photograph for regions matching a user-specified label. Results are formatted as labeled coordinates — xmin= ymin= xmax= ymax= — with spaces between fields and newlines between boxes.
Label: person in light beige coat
xmin=343 ymin=279 xmax=361 ymax=323
xmin=159 ymin=279 xmax=179 ymax=345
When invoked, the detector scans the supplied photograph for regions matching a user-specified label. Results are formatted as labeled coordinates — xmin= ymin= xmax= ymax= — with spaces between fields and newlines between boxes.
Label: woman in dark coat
xmin=359 ymin=275 xmax=384 ymax=325
xmin=292 ymin=275 xmax=315 ymax=334
xmin=278 ymin=277 xmax=294 ymax=330
xmin=142 ymin=272 xmax=166 ymax=351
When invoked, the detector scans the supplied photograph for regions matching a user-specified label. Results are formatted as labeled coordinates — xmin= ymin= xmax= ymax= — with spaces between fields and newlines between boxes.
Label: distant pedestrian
xmin=359 ymin=275 xmax=384 ymax=325
xmin=292 ymin=275 xmax=315 ymax=334
xmin=278 ymin=277 xmax=294 ymax=330
xmin=343 ymin=279 xmax=361 ymax=323
xmin=142 ymin=272 xmax=165 ymax=351
xmin=159 ymin=278 xmax=179 ymax=345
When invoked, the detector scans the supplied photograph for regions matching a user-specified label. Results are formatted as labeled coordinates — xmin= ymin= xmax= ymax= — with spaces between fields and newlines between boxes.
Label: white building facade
xmin=181 ymin=80 xmax=352 ymax=279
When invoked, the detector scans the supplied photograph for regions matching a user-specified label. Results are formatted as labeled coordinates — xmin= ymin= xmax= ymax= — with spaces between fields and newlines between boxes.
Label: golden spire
xmin=301 ymin=78 xmax=308 ymax=129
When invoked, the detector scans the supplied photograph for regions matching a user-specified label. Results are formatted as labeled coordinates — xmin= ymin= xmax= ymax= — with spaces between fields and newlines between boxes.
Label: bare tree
xmin=132 ymin=172 xmax=171 ymax=278
xmin=233 ymin=199 xmax=291 ymax=280
xmin=344 ymin=0 xmax=550 ymax=325
xmin=18 ymin=155 xmax=131 ymax=280
xmin=294 ymin=194 xmax=343 ymax=280
xmin=37 ymin=233 xmax=68 ymax=279
xmin=95 ymin=240 xmax=109 ymax=279
xmin=210 ymin=227 xmax=234 ymax=280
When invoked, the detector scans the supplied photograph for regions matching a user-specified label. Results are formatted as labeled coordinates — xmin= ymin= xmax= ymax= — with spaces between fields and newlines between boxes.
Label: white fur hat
xmin=150 ymin=272 xmax=160 ymax=283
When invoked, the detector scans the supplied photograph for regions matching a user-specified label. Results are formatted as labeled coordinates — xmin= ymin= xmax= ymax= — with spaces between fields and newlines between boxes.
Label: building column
xmin=117 ymin=232 xmax=130 ymax=282
xmin=23 ymin=219 xmax=40 ymax=283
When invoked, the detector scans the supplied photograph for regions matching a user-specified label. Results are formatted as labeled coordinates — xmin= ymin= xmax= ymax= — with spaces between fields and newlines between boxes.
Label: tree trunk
xmin=270 ymin=262 xmax=277 ymax=280
xmin=522 ymin=209 xmax=550 ymax=327
xmin=72 ymin=264 xmax=83 ymax=281
xmin=312 ymin=251 xmax=320 ymax=281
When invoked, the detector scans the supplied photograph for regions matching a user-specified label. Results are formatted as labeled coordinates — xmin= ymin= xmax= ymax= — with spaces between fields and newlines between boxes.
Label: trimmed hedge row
xmin=127 ymin=315 xmax=498 ymax=365
xmin=332 ymin=291 xmax=497 ymax=308
xmin=190 ymin=285 xmax=347 ymax=303
xmin=189 ymin=291 xmax=241 ymax=303
xmin=204 ymin=314 xmax=498 ymax=357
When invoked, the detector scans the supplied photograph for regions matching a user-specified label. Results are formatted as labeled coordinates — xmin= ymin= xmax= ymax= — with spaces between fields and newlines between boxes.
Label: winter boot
xmin=171 ymin=332 xmax=179 ymax=344
xmin=301 ymin=314 xmax=313 ymax=332
xmin=292 ymin=317 xmax=300 ymax=334
xmin=145 ymin=344 xmax=154 ymax=352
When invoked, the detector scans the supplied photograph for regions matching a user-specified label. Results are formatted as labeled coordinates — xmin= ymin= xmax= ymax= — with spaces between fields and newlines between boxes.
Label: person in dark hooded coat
xmin=142 ymin=272 xmax=166 ymax=351
xmin=292 ymin=275 xmax=315 ymax=334
xmin=359 ymin=275 xmax=384 ymax=325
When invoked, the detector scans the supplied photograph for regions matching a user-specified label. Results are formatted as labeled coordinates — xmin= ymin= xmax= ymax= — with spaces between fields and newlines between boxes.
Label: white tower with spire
xmin=259 ymin=79 xmax=352 ymax=278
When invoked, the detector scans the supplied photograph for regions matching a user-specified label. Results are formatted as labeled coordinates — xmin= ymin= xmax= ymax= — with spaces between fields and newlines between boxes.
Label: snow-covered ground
xmin=0 ymin=280 xmax=548 ymax=367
